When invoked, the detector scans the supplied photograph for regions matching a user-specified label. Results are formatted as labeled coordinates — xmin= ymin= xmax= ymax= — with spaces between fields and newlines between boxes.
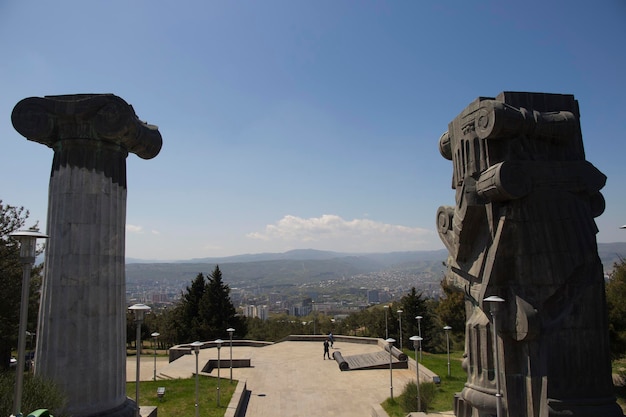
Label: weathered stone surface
xmin=12 ymin=94 xmax=162 ymax=417
xmin=437 ymin=92 xmax=622 ymax=417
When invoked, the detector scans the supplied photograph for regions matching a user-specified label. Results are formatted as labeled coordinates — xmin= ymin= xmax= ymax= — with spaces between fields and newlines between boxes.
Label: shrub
xmin=0 ymin=372 xmax=68 ymax=417
xmin=400 ymin=379 xmax=437 ymax=413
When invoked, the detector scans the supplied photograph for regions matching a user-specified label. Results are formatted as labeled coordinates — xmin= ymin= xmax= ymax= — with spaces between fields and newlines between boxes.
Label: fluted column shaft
xmin=12 ymin=94 xmax=162 ymax=417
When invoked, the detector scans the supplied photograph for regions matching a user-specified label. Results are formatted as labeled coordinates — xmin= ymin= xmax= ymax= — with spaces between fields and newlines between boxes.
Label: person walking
xmin=323 ymin=339 xmax=331 ymax=360
xmin=328 ymin=332 xmax=334 ymax=348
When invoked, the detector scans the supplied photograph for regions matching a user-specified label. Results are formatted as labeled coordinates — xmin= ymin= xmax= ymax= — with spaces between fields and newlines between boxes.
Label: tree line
xmin=126 ymin=266 xmax=247 ymax=348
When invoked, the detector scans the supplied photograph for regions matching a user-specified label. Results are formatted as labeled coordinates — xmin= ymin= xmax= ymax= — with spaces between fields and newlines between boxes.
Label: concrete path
xmin=128 ymin=340 xmax=445 ymax=417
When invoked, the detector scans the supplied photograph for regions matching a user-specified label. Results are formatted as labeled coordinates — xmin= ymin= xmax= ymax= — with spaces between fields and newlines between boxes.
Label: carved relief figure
xmin=436 ymin=92 xmax=621 ymax=417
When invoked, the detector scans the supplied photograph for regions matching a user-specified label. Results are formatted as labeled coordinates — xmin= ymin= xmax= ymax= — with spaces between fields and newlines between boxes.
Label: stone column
xmin=11 ymin=94 xmax=162 ymax=417
xmin=437 ymin=92 xmax=622 ymax=417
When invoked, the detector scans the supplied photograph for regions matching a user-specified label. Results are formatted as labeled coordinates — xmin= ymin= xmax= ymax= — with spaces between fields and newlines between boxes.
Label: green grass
xmin=382 ymin=350 xmax=466 ymax=417
xmin=126 ymin=376 xmax=237 ymax=417
xmin=383 ymin=352 xmax=626 ymax=416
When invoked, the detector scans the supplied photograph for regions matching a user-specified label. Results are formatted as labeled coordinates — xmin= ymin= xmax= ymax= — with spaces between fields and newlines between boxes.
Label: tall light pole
xmin=410 ymin=335 xmax=423 ymax=412
xmin=129 ymin=303 xmax=151 ymax=417
xmin=227 ymin=328 xmax=235 ymax=383
xmin=190 ymin=341 xmax=203 ymax=417
xmin=385 ymin=338 xmax=396 ymax=400
xmin=415 ymin=316 xmax=423 ymax=361
xmin=443 ymin=325 xmax=452 ymax=377
xmin=397 ymin=309 xmax=403 ymax=350
xmin=484 ymin=296 xmax=505 ymax=417
xmin=215 ymin=339 xmax=224 ymax=407
xmin=151 ymin=332 xmax=160 ymax=381
xmin=10 ymin=229 xmax=48 ymax=417
xmin=384 ymin=305 xmax=389 ymax=339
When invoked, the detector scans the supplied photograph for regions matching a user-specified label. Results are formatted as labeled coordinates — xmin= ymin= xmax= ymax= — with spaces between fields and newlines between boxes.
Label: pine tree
xmin=434 ymin=279 xmax=466 ymax=351
xmin=178 ymin=272 xmax=207 ymax=342
xmin=0 ymin=200 xmax=41 ymax=370
xmin=199 ymin=265 xmax=244 ymax=340
xmin=400 ymin=287 xmax=431 ymax=351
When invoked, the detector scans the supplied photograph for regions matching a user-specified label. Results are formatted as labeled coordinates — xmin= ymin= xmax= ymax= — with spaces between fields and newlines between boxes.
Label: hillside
xmin=125 ymin=249 xmax=448 ymax=287
xmin=125 ymin=243 xmax=626 ymax=288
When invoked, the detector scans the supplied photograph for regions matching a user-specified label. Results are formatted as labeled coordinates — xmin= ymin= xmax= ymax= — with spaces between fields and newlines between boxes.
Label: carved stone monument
xmin=436 ymin=92 xmax=622 ymax=417
xmin=12 ymin=94 xmax=162 ymax=417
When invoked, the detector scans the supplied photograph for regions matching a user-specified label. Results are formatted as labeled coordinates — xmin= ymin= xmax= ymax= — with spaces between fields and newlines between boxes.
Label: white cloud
xmin=126 ymin=224 xmax=143 ymax=233
xmin=247 ymin=214 xmax=439 ymax=253
xmin=151 ymin=230 xmax=161 ymax=235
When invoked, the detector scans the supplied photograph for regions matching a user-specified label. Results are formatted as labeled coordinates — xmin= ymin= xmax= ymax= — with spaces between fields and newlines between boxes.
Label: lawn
xmin=382 ymin=351 xmax=626 ymax=416
xmin=126 ymin=376 xmax=237 ymax=417
xmin=382 ymin=350 xmax=466 ymax=417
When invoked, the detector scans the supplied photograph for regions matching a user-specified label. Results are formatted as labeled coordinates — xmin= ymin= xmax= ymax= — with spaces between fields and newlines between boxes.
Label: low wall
xmin=281 ymin=334 xmax=380 ymax=345
xmin=202 ymin=358 xmax=251 ymax=373
xmin=224 ymin=379 xmax=248 ymax=417
xmin=168 ymin=340 xmax=273 ymax=362
xmin=370 ymin=403 xmax=390 ymax=417
xmin=408 ymin=357 xmax=441 ymax=384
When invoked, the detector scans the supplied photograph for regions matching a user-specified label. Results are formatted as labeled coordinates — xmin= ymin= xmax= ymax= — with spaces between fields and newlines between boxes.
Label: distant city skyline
xmin=2 ymin=1 xmax=625 ymax=260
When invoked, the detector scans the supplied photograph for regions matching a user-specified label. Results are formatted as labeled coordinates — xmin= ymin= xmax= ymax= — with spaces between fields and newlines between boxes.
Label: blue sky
xmin=1 ymin=1 xmax=625 ymax=260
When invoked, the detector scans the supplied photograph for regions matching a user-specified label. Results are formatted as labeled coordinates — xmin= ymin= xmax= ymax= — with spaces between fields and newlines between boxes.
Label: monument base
xmin=77 ymin=398 xmax=137 ymax=417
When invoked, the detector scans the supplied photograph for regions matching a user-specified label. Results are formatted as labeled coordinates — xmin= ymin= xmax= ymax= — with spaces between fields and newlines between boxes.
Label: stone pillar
xmin=11 ymin=94 xmax=162 ymax=417
xmin=437 ymin=92 xmax=622 ymax=417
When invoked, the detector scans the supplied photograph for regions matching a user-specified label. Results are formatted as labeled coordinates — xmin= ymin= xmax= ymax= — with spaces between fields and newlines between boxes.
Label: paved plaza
xmin=127 ymin=339 xmax=452 ymax=417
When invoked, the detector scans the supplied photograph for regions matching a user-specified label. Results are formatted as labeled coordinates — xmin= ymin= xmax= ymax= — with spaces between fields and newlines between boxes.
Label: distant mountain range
xmin=125 ymin=249 xmax=449 ymax=287
xmin=126 ymin=248 xmax=449 ymax=265
xmin=125 ymin=243 xmax=626 ymax=287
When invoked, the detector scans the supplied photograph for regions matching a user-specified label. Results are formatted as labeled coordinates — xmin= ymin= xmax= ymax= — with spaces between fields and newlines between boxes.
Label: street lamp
xmin=415 ymin=316 xmax=423 ymax=361
xmin=397 ymin=309 xmax=403 ymax=350
xmin=410 ymin=336 xmax=423 ymax=412
xmin=215 ymin=339 xmax=224 ymax=407
xmin=484 ymin=296 xmax=505 ymax=417
xmin=384 ymin=305 xmax=389 ymax=339
xmin=26 ymin=331 xmax=35 ymax=373
xmin=443 ymin=325 xmax=452 ymax=377
xmin=9 ymin=229 xmax=48 ymax=417
xmin=385 ymin=338 xmax=396 ymax=400
xmin=129 ymin=303 xmax=151 ymax=417
xmin=190 ymin=341 xmax=203 ymax=417
xmin=227 ymin=328 xmax=235 ymax=383
xmin=151 ymin=332 xmax=160 ymax=381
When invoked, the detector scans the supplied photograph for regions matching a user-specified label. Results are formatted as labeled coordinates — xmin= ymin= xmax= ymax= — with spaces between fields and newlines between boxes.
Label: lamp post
xmin=397 ymin=309 xmax=403 ymax=350
xmin=190 ymin=341 xmax=203 ymax=417
xmin=415 ymin=316 xmax=423 ymax=361
xmin=410 ymin=336 xmax=423 ymax=412
xmin=385 ymin=338 xmax=396 ymax=399
xmin=484 ymin=296 xmax=505 ymax=417
xmin=443 ymin=325 xmax=452 ymax=377
xmin=215 ymin=339 xmax=224 ymax=407
xmin=26 ymin=331 xmax=35 ymax=373
xmin=384 ymin=305 xmax=389 ymax=339
xmin=227 ymin=328 xmax=235 ymax=383
xmin=151 ymin=332 xmax=160 ymax=381
xmin=10 ymin=229 xmax=48 ymax=417
xmin=129 ymin=303 xmax=151 ymax=417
